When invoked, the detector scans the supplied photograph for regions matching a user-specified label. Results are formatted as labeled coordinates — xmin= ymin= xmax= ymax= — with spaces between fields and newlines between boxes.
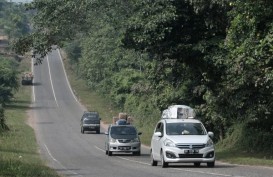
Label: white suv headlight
xmin=206 ymin=139 xmax=214 ymax=147
xmin=164 ymin=139 xmax=175 ymax=147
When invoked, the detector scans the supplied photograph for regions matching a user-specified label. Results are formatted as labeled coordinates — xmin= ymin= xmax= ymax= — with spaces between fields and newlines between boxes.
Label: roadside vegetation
xmin=0 ymin=57 xmax=61 ymax=177
xmin=0 ymin=1 xmax=61 ymax=176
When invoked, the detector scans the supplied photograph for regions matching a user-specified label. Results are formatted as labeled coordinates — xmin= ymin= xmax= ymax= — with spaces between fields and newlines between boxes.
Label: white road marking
xmin=117 ymin=156 xmax=150 ymax=166
xmin=172 ymin=168 xmax=245 ymax=177
xmin=57 ymin=49 xmax=79 ymax=103
xmin=46 ymin=55 xmax=58 ymax=107
xmin=94 ymin=146 xmax=245 ymax=177
xmin=44 ymin=144 xmax=82 ymax=177
xmin=95 ymin=146 xmax=105 ymax=152
xmin=44 ymin=143 xmax=57 ymax=161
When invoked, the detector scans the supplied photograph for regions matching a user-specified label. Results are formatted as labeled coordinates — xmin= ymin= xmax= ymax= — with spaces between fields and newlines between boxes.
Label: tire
xmin=207 ymin=161 xmax=215 ymax=167
xmin=150 ymin=150 xmax=157 ymax=166
xmin=161 ymin=151 xmax=168 ymax=168
xmin=96 ymin=129 xmax=100 ymax=134
xmin=194 ymin=162 xmax=201 ymax=167
xmin=81 ymin=127 xmax=84 ymax=134
xmin=108 ymin=151 xmax=112 ymax=156
xmin=106 ymin=150 xmax=108 ymax=155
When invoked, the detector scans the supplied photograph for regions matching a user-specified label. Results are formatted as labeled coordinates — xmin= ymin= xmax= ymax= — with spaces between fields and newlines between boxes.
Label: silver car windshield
xmin=166 ymin=122 xmax=206 ymax=135
xmin=110 ymin=126 xmax=137 ymax=139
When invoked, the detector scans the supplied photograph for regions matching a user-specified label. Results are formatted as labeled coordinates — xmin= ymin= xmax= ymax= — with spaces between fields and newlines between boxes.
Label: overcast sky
xmin=10 ymin=0 xmax=32 ymax=3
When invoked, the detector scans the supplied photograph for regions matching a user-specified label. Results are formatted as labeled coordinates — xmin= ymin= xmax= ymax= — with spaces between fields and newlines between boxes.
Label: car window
xmin=85 ymin=113 xmax=98 ymax=117
xmin=155 ymin=122 xmax=164 ymax=134
xmin=110 ymin=126 xmax=138 ymax=139
xmin=83 ymin=117 xmax=100 ymax=124
xmin=166 ymin=122 xmax=206 ymax=135
xmin=111 ymin=126 xmax=137 ymax=135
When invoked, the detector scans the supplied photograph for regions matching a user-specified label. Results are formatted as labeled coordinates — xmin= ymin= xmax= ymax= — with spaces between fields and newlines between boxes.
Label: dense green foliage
xmin=0 ymin=57 xmax=19 ymax=104
xmin=0 ymin=0 xmax=29 ymax=40
xmin=0 ymin=0 xmax=29 ymax=131
xmin=0 ymin=56 xmax=19 ymax=131
xmin=12 ymin=0 xmax=273 ymax=152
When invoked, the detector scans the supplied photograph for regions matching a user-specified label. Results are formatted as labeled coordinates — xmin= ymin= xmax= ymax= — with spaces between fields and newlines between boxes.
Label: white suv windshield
xmin=166 ymin=122 xmax=206 ymax=135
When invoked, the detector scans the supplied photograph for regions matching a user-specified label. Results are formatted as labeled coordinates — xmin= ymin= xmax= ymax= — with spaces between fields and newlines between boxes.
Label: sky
xmin=10 ymin=0 xmax=32 ymax=3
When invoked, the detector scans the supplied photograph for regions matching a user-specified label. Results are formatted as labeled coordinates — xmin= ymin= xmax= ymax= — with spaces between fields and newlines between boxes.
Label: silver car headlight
xmin=131 ymin=138 xmax=140 ymax=143
xmin=205 ymin=139 xmax=214 ymax=147
xmin=110 ymin=138 xmax=117 ymax=143
xmin=164 ymin=139 xmax=175 ymax=147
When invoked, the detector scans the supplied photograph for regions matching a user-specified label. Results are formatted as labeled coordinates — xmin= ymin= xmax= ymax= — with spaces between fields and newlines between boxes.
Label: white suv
xmin=150 ymin=118 xmax=215 ymax=167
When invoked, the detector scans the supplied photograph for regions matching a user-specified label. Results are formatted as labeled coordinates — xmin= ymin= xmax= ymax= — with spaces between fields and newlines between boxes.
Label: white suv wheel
xmin=161 ymin=151 xmax=168 ymax=168
xmin=150 ymin=150 xmax=157 ymax=166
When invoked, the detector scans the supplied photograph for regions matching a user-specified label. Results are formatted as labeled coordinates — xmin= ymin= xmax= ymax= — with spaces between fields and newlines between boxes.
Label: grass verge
xmin=0 ymin=57 xmax=61 ymax=177
xmin=216 ymin=148 xmax=273 ymax=166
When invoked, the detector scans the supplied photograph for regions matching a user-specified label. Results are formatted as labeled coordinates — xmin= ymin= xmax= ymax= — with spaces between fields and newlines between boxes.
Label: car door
xmin=105 ymin=126 xmax=111 ymax=151
xmin=151 ymin=122 xmax=164 ymax=160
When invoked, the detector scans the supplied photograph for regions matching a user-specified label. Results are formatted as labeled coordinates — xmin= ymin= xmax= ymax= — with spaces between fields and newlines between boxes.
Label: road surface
xmin=30 ymin=49 xmax=273 ymax=177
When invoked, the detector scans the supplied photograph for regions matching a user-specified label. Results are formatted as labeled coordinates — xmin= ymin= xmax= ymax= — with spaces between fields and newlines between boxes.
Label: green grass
xmin=0 ymin=57 xmax=61 ymax=177
xmin=216 ymin=148 xmax=273 ymax=166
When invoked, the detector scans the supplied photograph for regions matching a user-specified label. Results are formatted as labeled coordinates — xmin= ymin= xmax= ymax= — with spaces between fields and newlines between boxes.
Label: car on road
xmin=80 ymin=111 xmax=101 ymax=134
xmin=21 ymin=72 xmax=33 ymax=85
xmin=105 ymin=124 xmax=142 ymax=156
xmin=150 ymin=118 xmax=215 ymax=168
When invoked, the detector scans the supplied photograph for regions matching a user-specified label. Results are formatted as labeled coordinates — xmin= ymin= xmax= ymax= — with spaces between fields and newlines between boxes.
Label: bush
xmin=217 ymin=122 xmax=273 ymax=154
xmin=0 ymin=104 xmax=9 ymax=132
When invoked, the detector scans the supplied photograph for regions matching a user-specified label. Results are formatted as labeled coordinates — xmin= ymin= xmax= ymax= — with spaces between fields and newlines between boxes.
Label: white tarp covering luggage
xmin=161 ymin=105 xmax=195 ymax=119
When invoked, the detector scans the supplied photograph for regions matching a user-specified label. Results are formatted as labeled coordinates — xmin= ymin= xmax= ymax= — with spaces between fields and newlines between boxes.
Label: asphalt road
xmin=30 ymin=49 xmax=273 ymax=177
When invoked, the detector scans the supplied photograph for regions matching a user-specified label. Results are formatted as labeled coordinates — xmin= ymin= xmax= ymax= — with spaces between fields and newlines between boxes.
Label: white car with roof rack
xmin=150 ymin=105 xmax=215 ymax=168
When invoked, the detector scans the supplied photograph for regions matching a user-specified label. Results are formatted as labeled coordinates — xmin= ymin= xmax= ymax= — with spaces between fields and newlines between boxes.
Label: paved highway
xmin=30 ymin=49 xmax=273 ymax=177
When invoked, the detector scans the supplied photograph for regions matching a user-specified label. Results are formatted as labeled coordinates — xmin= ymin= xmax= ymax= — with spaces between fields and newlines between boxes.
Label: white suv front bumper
xmin=162 ymin=146 xmax=215 ymax=163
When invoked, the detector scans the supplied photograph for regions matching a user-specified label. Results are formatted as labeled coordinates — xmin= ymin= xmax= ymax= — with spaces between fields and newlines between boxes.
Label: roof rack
xmin=112 ymin=112 xmax=133 ymax=125
xmin=161 ymin=105 xmax=196 ymax=119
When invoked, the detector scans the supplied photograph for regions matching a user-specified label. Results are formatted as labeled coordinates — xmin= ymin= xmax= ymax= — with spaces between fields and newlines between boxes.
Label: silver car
xmin=105 ymin=125 xmax=142 ymax=156
xmin=150 ymin=118 xmax=215 ymax=167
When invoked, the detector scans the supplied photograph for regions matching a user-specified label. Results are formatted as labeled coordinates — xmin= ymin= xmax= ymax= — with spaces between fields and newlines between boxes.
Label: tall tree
xmin=0 ymin=57 xmax=19 ymax=104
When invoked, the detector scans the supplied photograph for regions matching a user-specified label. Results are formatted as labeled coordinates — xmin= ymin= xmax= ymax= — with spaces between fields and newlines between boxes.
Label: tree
xmin=223 ymin=0 xmax=273 ymax=132
xmin=0 ymin=57 xmax=18 ymax=131
xmin=12 ymin=0 xmax=92 ymax=63
xmin=0 ymin=57 xmax=19 ymax=104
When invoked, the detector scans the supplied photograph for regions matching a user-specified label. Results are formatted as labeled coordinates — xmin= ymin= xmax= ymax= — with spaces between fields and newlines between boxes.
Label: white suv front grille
xmin=176 ymin=144 xmax=205 ymax=149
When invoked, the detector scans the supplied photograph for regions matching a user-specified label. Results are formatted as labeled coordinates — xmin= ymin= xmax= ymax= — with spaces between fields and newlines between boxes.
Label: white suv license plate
xmin=184 ymin=149 xmax=199 ymax=154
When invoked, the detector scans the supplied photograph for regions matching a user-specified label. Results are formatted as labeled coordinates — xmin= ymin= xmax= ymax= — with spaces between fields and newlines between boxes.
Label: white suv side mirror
xmin=154 ymin=132 xmax=162 ymax=137
xmin=208 ymin=132 xmax=214 ymax=138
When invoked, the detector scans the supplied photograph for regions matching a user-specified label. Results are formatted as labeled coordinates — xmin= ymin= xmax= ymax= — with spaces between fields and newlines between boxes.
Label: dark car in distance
xmin=80 ymin=111 xmax=101 ymax=134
